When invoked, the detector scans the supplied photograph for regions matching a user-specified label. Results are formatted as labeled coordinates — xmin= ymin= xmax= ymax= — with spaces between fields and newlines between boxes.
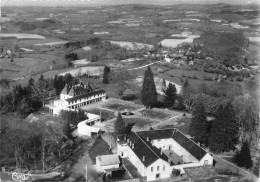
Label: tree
xmin=111 ymin=69 xmax=133 ymax=99
xmin=189 ymin=98 xmax=208 ymax=145
xmin=181 ymin=78 xmax=192 ymax=111
xmin=103 ymin=66 xmax=110 ymax=84
xmin=114 ymin=112 xmax=125 ymax=136
xmin=209 ymin=102 xmax=239 ymax=153
xmin=232 ymin=95 xmax=259 ymax=147
xmin=141 ymin=66 xmax=157 ymax=109
xmin=163 ymin=83 xmax=177 ymax=109
xmin=161 ymin=78 xmax=167 ymax=92
xmin=233 ymin=141 xmax=253 ymax=169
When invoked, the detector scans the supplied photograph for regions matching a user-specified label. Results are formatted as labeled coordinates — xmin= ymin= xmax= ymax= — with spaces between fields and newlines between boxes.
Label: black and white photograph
xmin=0 ymin=0 xmax=259 ymax=181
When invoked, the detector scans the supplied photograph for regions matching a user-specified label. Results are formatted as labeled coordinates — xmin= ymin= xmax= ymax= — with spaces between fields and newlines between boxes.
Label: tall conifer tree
xmin=189 ymin=98 xmax=208 ymax=145
xmin=114 ymin=112 xmax=125 ymax=136
xmin=103 ymin=66 xmax=110 ymax=84
xmin=234 ymin=141 xmax=253 ymax=169
xmin=163 ymin=83 xmax=177 ymax=109
xmin=209 ymin=102 xmax=239 ymax=153
xmin=141 ymin=66 xmax=157 ymax=109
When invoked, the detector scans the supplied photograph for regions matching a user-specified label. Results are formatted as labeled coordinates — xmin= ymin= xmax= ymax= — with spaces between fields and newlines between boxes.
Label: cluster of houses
xmin=96 ymin=129 xmax=214 ymax=181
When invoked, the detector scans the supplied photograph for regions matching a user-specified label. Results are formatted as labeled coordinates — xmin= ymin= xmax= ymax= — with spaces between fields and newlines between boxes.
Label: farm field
xmin=160 ymin=35 xmax=200 ymax=48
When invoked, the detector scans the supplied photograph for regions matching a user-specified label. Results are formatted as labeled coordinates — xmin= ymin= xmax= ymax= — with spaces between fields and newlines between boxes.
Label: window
xmin=158 ymin=139 xmax=161 ymax=142
xmin=157 ymin=166 xmax=159 ymax=171
xmin=163 ymin=165 xmax=165 ymax=171
xmin=204 ymin=160 xmax=208 ymax=165
xmin=156 ymin=174 xmax=160 ymax=179
xmin=151 ymin=167 xmax=153 ymax=172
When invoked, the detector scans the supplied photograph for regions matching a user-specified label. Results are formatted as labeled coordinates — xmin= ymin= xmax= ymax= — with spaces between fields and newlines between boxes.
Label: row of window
xmin=151 ymin=165 xmax=165 ymax=172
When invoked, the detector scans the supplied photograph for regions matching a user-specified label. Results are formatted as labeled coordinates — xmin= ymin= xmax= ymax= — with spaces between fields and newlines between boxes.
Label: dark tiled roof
xmin=126 ymin=132 xmax=170 ymax=167
xmin=136 ymin=129 xmax=174 ymax=140
xmin=66 ymin=89 xmax=105 ymax=103
xmin=136 ymin=129 xmax=207 ymax=161
xmin=172 ymin=129 xmax=207 ymax=161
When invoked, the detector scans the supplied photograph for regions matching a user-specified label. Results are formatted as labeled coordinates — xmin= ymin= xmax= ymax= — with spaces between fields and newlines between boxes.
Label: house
xmin=48 ymin=82 xmax=106 ymax=115
xmin=117 ymin=128 xmax=213 ymax=181
xmin=96 ymin=154 xmax=122 ymax=176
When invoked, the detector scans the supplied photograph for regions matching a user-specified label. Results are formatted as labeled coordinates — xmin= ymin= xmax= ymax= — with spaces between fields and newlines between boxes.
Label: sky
xmin=1 ymin=0 xmax=260 ymax=6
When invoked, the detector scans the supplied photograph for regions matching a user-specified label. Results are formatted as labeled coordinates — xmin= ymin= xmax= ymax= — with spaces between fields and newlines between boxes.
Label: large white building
xmin=49 ymin=82 xmax=106 ymax=115
xmin=117 ymin=128 xmax=213 ymax=181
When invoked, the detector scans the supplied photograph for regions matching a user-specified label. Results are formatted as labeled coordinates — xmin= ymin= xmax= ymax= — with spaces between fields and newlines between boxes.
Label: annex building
xmin=117 ymin=128 xmax=213 ymax=181
xmin=48 ymin=82 xmax=106 ymax=115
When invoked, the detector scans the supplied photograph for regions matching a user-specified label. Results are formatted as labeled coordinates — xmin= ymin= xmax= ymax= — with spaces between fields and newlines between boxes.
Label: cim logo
xmin=11 ymin=172 xmax=34 ymax=182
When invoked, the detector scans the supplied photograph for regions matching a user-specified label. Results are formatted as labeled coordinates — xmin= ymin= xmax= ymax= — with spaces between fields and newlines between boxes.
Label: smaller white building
xmin=96 ymin=154 xmax=121 ymax=173
xmin=77 ymin=122 xmax=100 ymax=137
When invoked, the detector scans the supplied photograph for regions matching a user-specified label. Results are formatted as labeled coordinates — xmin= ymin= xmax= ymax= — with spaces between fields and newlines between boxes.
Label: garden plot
xmin=140 ymin=109 xmax=172 ymax=120
xmin=134 ymin=76 xmax=182 ymax=94
xmin=59 ymin=66 xmax=104 ymax=76
xmin=124 ymin=118 xmax=154 ymax=128
xmin=0 ymin=33 xmax=45 ymax=40
xmin=110 ymin=41 xmax=154 ymax=50
xmin=121 ymin=58 xmax=142 ymax=63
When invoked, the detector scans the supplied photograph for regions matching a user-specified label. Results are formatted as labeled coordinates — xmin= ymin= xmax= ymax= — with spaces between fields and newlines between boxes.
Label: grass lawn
xmin=140 ymin=109 xmax=172 ymax=120
xmin=158 ymin=116 xmax=191 ymax=134
xmin=88 ymin=136 xmax=112 ymax=164
xmin=88 ymin=109 xmax=115 ymax=121
xmin=104 ymin=103 xmax=140 ymax=111
xmin=123 ymin=118 xmax=154 ymax=128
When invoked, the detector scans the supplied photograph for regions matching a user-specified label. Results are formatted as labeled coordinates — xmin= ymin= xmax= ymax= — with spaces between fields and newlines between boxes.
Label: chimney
xmin=132 ymin=143 xmax=135 ymax=149
xmin=127 ymin=138 xmax=130 ymax=144
xmin=142 ymin=156 xmax=146 ymax=162
xmin=168 ymin=153 xmax=171 ymax=163
xmin=160 ymin=149 xmax=163 ymax=155
xmin=130 ymin=140 xmax=132 ymax=146
xmin=124 ymin=134 xmax=127 ymax=141
xmin=146 ymin=137 xmax=149 ymax=142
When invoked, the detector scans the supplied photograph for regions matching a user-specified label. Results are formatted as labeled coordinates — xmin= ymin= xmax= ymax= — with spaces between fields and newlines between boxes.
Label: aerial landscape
xmin=0 ymin=0 xmax=260 ymax=181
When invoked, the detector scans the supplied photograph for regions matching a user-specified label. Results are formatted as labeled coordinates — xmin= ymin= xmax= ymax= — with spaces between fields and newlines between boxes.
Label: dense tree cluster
xmin=0 ymin=114 xmax=66 ymax=172
xmin=0 ymin=73 xmax=76 ymax=117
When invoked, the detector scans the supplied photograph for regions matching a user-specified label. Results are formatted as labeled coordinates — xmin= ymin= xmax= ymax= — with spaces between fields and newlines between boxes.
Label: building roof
xmin=66 ymin=89 xmax=105 ymax=103
xmin=124 ymin=132 xmax=170 ymax=167
xmin=171 ymin=129 xmax=207 ymax=161
xmin=127 ymin=129 xmax=207 ymax=164
xmin=97 ymin=154 xmax=120 ymax=166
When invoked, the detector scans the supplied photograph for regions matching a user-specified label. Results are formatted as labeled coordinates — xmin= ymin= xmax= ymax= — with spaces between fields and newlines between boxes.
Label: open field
xmin=59 ymin=66 xmax=104 ymax=76
xmin=160 ymin=35 xmax=200 ymax=48
xmin=0 ymin=33 xmax=45 ymax=40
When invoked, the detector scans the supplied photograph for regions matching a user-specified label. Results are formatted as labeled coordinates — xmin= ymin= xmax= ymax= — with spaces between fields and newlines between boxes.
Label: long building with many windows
xmin=48 ymin=82 xmax=106 ymax=115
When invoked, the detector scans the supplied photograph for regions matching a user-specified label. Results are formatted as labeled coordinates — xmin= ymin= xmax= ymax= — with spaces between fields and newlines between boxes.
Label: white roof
xmin=77 ymin=122 xmax=100 ymax=133
xmin=97 ymin=154 xmax=120 ymax=166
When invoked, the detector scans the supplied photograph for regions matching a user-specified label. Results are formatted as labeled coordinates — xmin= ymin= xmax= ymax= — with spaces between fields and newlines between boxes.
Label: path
xmin=127 ymin=60 xmax=162 ymax=71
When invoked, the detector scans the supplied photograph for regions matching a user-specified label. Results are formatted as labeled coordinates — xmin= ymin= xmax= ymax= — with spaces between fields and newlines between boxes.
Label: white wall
xmin=152 ymin=138 xmax=198 ymax=163
xmin=146 ymin=159 xmax=171 ymax=181
xmin=117 ymin=143 xmax=129 ymax=158
xmin=127 ymin=146 xmax=147 ymax=177
xmin=199 ymin=153 xmax=213 ymax=166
